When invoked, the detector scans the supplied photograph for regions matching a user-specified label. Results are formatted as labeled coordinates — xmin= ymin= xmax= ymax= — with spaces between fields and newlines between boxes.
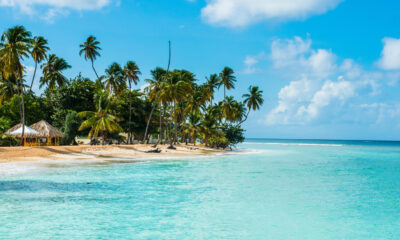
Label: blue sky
xmin=1 ymin=0 xmax=400 ymax=140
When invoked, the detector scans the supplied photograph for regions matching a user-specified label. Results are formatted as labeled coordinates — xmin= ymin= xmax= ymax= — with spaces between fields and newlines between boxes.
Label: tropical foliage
xmin=0 ymin=25 xmax=264 ymax=148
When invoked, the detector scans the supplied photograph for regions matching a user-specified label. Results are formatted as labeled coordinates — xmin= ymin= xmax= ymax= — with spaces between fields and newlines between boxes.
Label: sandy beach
xmin=0 ymin=144 xmax=225 ymax=163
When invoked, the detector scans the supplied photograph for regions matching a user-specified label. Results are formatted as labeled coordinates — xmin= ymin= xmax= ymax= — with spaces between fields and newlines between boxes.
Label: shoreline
xmin=0 ymin=144 xmax=226 ymax=163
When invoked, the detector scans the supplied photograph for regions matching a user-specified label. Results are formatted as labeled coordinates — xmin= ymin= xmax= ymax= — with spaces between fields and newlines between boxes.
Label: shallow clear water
xmin=1 ymin=140 xmax=400 ymax=239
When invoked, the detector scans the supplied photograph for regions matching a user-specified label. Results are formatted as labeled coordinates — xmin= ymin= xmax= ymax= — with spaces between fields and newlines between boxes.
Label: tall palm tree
xmin=205 ymin=73 xmax=220 ymax=105
xmin=239 ymin=86 xmax=264 ymax=125
xmin=143 ymin=41 xmax=171 ymax=144
xmin=40 ymin=54 xmax=71 ymax=91
xmin=79 ymin=35 xmax=101 ymax=79
xmin=144 ymin=67 xmax=168 ymax=145
xmin=102 ymin=62 xmax=125 ymax=96
xmin=219 ymin=67 xmax=236 ymax=99
xmin=77 ymin=93 xmax=123 ymax=145
xmin=0 ymin=25 xmax=31 ymax=145
xmin=123 ymin=61 xmax=141 ymax=144
xmin=29 ymin=36 xmax=49 ymax=91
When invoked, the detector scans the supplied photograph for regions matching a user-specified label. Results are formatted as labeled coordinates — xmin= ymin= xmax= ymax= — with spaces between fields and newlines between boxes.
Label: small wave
xmin=242 ymin=142 xmax=344 ymax=147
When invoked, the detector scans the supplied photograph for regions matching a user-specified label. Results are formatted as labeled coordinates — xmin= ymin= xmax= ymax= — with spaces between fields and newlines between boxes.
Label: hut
xmin=30 ymin=120 xmax=63 ymax=146
xmin=4 ymin=124 xmax=41 ymax=146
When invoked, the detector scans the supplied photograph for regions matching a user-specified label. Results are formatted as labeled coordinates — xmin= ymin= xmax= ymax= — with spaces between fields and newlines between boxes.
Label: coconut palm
xmin=0 ymin=75 xmax=21 ymax=105
xmin=123 ymin=61 xmax=141 ymax=144
xmin=221 ymin=96 xmax=244 ymax=123
xmin=219 ymin=67 xmax=236 ymax=99
xmin=77 ymin=93 xmax=123 ymax=145
xmin=79 ymin=35 xmax=101 ymax=79
xmin=29 ymin=36 xmax=49 ymax=91
xmin=240 ymin=86 xmax=264 ymax=124
xmin=102 ymin=62 xmax=125 ymax=96
xmin=163 ymin=70 xmax=192 ymax=144
xmin=143 ymin=41 xmax=171 ymax=143
xmin=184 ymin=112 xmax=202 ymax=145
xmin=205 ymin=73 xmax=220 ymax=105
xmin=40 ymin=54 xmax=71 ymax=91
xmin=0 ymin=25 xmax=31 ymax=145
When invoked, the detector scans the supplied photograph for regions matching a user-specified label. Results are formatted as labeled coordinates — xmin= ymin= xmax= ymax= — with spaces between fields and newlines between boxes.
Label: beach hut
xmin=4 ymin=123 xmax=41 ymax=146
xmin=30 ymin=120 xmax=63 ymax=146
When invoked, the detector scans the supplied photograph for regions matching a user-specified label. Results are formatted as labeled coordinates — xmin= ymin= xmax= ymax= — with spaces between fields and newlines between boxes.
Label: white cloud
xmin=265 ymin=36 xmax=400 ymax=126
xmin=0 ymin=0 xmax=111 ymax=22
xmin=242 ymin=52 xmax=266 ymax=74
xmin=377 ymin=37 xmax=400 ymax=70
xmin=201 ymin=0 xmax=343 ymax=27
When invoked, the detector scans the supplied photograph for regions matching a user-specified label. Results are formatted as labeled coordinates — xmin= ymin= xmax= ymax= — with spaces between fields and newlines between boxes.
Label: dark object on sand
xmin=146 ymin=148 xmax=161 ymax=153
xmin=167 ymin=145 xmax=176 ymax=150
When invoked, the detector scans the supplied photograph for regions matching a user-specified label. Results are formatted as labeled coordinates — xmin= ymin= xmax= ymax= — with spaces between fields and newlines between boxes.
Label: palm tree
xmin=221 ymin=96 xmax=245 ymax=123
xmin=123 ymin=61 xmax=141 ymax=144
xmin=0 ymin=25 xmax=31 ymax=145
xmin=219 ymin=67 xmax=236 ymax=99
xmin=0 ymin=74 xmax=21 ymax=105
xmin=143 ymin=41 xmax=171 ymax=144
xmin=40 ymin=54 xmax=71 ymax=91
xmin=30 ymin=36 xmax=49 ymax=91
xmin=163 ymin=70 xmax=192 ymax=144
xmin=239 ymin=86 xmax=264 ymax=125
xmin=79 ymin=35 xmax=101 ymax=79
xmin=205 ymin=73 xmax=220 ymax=105
xmin=184 ymin=113 xmax=201 ymax=145
xmin=77 ymin=92 xmax=123 ymax=145
xmin=102 ymin=62 xmax=125 ymax=96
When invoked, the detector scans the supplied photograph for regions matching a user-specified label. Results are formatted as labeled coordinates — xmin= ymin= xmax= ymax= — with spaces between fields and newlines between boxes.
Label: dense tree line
xmin=0 ymin=25 xmax=263 ymax=148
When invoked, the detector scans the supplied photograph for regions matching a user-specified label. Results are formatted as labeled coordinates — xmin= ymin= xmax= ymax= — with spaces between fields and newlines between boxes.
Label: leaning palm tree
xmin=102 ymin=62 xmax=126 ymax=96
xmin=0 ymin=25 xmax=31 ymax=145
xmin=123 ymin=61 xmax=141 ymax=144
xmin=143 ymin=41 xmax=171 ymax=144
xmin=205 ymin=73 xmax=220 ymax=105
xmin=29 ymin=36 xmax=49 ymax=91
xmin=77 ymin=94 xmax=123 ymax=145
xmin=40 ymin=54 xmax=71 ymax=91
xmin=219 ymin=67 xmax=236 ymax=99
xmin=79 ymin=35 xmax=101 ymax=79
xmin=239 ymin=86 xmax=264 ymax=125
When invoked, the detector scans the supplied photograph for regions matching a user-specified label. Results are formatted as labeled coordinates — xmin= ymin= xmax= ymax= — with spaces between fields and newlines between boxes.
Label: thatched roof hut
xmin=30 ymin=120 xmax=63 ymax=138
xmin=4 ymin=124 xmax=40 ymax=138
xmin=4 ymin=123 xmax=23 ymax=135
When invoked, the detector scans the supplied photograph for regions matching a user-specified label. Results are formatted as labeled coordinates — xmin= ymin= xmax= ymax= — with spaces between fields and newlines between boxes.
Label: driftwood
xmin=146 ymin=148 xmax=161 ymax=153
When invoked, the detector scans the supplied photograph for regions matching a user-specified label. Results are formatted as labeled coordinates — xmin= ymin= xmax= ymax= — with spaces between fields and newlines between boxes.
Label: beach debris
xmin=146 ymin=148 xmax=161 ymax=153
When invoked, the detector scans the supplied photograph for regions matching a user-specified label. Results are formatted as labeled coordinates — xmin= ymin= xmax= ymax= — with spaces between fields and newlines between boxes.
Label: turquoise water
xmin=1 ymin=139 xmax=400 ymax=239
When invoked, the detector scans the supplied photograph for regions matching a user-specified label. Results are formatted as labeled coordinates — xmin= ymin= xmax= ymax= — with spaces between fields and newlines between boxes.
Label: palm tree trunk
xmin=128 ymin=80 xmax=132 ymax=144
xmin=29 ymin=61 xmax=37 ymax=92
xmin=153 ymin=104 xmax=163 ymax=148
xmin=238 ymin=109 xmax=251 ymax=126
xmin=19 ymin=76 xmax=25 ymax=146
xmin=143 ymin=103 xmax=156 ymax=144
xmin=224 ymin=86 xmax=226 ymax=99
xmin=173 ymin=100 xmax=178 ymax=144
xmin=91 ymin=59 xmax=99 ymax=80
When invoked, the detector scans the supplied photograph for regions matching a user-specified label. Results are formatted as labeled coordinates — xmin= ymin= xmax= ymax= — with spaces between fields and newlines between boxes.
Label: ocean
xmin=1 ymin=139 xmax=400 ymax=239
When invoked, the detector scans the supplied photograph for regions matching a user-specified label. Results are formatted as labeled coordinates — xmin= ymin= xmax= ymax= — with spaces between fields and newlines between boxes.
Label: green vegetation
xmin=0 ymin=25 xmax=264 ymax=149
